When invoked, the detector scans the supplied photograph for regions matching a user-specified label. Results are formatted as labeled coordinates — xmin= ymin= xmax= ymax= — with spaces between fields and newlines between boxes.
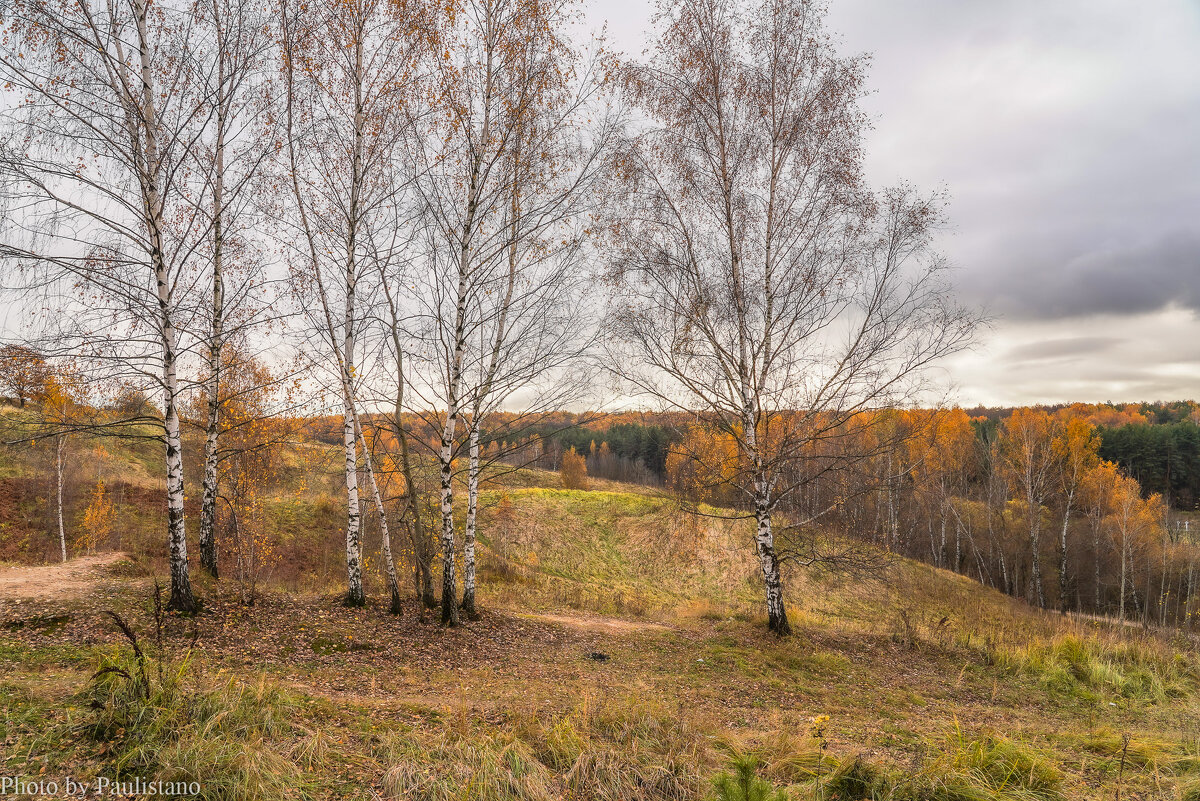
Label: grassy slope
xmin=2 ymin=446 xmax=1200 ymax=799
xmin=471 ymin=483 xmax=1200 ymax=795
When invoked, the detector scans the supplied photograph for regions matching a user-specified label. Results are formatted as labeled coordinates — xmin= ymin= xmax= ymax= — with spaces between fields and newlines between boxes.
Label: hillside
xmin=3 ymin=466 xmax=1200 ymax=800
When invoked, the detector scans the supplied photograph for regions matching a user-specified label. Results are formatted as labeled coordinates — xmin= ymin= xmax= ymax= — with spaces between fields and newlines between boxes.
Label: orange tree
xmin=997 ymin=408 xmax=1060 ymax=608
xmin=204 ymin=348 xmax=293 ymax=604
xmin=560 ymin=446 xmax=590 ymax=491
xmin=0 ymin=345 xmax=48 ymax=408
xmin=77 ymin=480 xmax=116 ymax=555
xmin=1051 ymin=414 xmax=1100 ymax=611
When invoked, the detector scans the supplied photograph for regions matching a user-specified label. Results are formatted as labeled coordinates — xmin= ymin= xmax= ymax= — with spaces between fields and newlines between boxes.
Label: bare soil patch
xmin=0 ymin=551 xmax=128 ymax=603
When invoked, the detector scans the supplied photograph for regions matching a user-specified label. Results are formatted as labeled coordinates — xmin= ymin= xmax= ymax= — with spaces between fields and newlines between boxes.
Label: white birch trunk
xmin=1057 ymin=490 xmax=1073 ymax=613
xmin=437 ymin=267 xmax=469 ymax=626
xmin=939 ymin=510 xmax=947 ymax=568
xmin=342 ymin=396 xmax=364 ymax=606
xmin=1028 ymin=489 xmax=1045 ymax=608
xmin=339 ymin=241 xmax=363 ymax=606
xmin=1119 ymin=540 xmax=1128 ymax=622
xmin=461 ymin=422 xmax=480 ymax=619
xmin=199 ymin=64 xmax=226 ymax=580
xmin=953 ymin=501 xmax=962 ymax=573
xmin=753 ymin=488 xmax=789 ymax=635
xmin=56 ymin=435 xmax=66 ymax=562
xmin=280 ymin=14 xmax=364 ymax=607
xmin=438 ymin=266 xmax=469 ymax=625
xmin=162 ymin=323 xmax=193 ymax=612
xmin=1186 ymin=556 xmax=1195 ymax=630
xmin=339 ymin=31 xmax=367 ymax=608
xmin=741 ymin=369 xmax=789 ymax=633
xmin=438 ymin=137 xmax=484 ymax=627
xmin=438 ymin=406 xmax=460 ymax=625
xmin=438 ymin=301 xmax=465 ymax=628
xmin=1159 ymin=533 xmax=1169 ymax=626
xmin=341 ymin=225 xmax=363 ymax=606
xmin=744 ymin=407 xmax=789 ymax=634
xmin=458 ymin=203 xmax=518 ymax=621
xmin=134 ymin=0 xmax=193 ymax=612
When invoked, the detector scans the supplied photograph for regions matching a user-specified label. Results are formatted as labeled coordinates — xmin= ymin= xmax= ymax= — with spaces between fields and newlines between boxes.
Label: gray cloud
xmin=1004 ymin=336 xmax=1122 ymax=363
xmin=966 ymin=227 xmax=1200 ymax=320
xmin=823 ymin=0 xmax=1200 ymax=322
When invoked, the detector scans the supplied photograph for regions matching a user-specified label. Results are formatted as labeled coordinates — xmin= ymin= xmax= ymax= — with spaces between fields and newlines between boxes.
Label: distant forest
xmin=1099 ymin=423 xmax=1200 ymax=510
xmin=536 ymin=404 xmax=1200 ymax=512
xmin=301 ymin=403 xmax=1200 ymax=509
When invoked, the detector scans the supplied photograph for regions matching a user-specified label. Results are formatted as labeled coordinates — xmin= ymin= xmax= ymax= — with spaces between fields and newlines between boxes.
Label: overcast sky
xmin=583 ymin=0 xmax=1200 ymax=407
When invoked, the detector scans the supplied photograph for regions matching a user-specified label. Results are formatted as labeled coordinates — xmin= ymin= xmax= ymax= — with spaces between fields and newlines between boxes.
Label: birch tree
xmin=455 ymin=25 xmax=615 ymax=621
xmin=193 ymin=0 xmax=279 ymax=580
xmin=407 ymin=0 xmax=612 ymax=625
xmin=0 ymin=0 xmax=216 ymax=611
xmin=1050 ymin=414 xmax=1099 ymax=612
xmin=998 ymin=408 xmax=1058 ymax=609
xmin=279 ymin=0 xmax=430 ymax=607
xmin=610 ymin=0 xmax=975 ymax=635
xmin=1108 ymin=474 xmax=1164 ymax=622
xmin=41 ymin=375 xmax=82 ymax=563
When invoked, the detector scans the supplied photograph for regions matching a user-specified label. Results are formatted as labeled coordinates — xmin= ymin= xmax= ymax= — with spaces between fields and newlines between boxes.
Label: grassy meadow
xmin=2 ymin=429 xmax=1200 ymax=800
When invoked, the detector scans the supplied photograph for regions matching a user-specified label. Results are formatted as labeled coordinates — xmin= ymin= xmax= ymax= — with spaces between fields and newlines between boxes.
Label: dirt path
xmin=0 ymin=552 xmax=127 ymax=603
xmin=522 ymin=612 xmax=673 ymax=634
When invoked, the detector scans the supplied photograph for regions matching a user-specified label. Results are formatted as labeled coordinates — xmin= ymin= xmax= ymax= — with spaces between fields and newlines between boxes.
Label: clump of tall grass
xmin=819 ymin=729 xmax=1064 ymax=801
xmin=1075 ymin=728 xmax=1200 ymax=798
xmin=70 ymin=600 xmax=306 ymax=801
xmin=383 ymin=734 xmax=557 ymax=801
xmin=979 ymin=631 xmax=1198 ymax=702
xmin=756 ymin=727 xmax=837 ymax=786
xmin=511 ymin=694 xmax=707 ymax=800
xmin=381 ymin=694 xmax=709 ymax=801
xmin=81 ymin=647 xmax=304 ymax=801
xmin=1077 ymin=728 xmax=1178 ymax=771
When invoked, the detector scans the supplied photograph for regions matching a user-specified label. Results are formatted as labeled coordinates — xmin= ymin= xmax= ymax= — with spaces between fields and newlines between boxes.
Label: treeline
xmin=507 ymin=423 xmax=675 ymax=485
xmin=302 ymin=413 xmax=677 ymax=485
xmin=965 ymin=401 xmax=1200 ymax=509
xmin=966 ymin=400 xmax=1200 ymax=427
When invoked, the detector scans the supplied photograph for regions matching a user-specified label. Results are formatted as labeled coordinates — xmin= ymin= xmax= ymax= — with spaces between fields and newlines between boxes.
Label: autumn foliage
xmin=560 ymin=446 xmax=589 ymax=491
xmin=76 ymin=481 xmax=115 ymax=555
